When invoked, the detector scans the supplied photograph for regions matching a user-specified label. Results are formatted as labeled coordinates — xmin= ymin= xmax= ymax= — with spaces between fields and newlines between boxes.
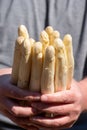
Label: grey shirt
xmin=0 ymin=0 xmax=87 ymax=129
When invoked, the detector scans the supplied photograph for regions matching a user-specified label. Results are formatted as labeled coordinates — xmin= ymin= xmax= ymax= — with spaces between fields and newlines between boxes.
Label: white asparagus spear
xmin=63 ymin=34 xmax=74 ymax=89
xmin=45 ymin=26 xmax=54 ymax=45
xmin=40 ymin=30 xmax=49 ymax=53
xmin=45 ymin=26 xmax=53 ymax=35
xmin=54 ymin=38 xmax=68 ymax=92
xmin=17 ymin=38 xmax=31 ymax=89
xmin=45 ymin=26 xmax=60 ymax=45
xmin=29 ymin=38 xmax=35 ymax=47
xmin=29 ymin=42 xmax=43 ymax=92
xmin=11 ymin=36 xmax=24 ymax=85
xmin=18 ymin=25 xmax=29 ymax=38
xmin=41 ymin=45 xmax=55 ymax=94
xmin=51 ymin=30 xmax=60 ymax=45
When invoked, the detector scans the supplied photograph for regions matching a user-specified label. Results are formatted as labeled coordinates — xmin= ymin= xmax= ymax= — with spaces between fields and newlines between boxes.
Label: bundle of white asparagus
xmin=11 ymin=25 xmax=74 ymax=94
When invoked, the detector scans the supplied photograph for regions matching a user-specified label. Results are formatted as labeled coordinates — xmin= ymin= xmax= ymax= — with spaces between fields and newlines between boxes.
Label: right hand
xmin=30 ymin=80 xmax=83 ymax=130
xmin=0 ymin=68 xmax=40 ymax=130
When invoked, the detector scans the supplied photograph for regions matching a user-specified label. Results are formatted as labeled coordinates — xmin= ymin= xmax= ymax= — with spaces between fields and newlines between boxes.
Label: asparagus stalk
xmin=18 ymin=25 xmax=29 ymax=38
xmin=45 ymin=26 xmax=60 ymax=45
xmin=51 ymin=30 xmax=60 ymax=45
xmin=54 ymin=38 xmax=68 ymax=92
xmin=17 ymin=38 xmax=31 ymax=89
xmin=63 ymin=34 xmax=74 ymax=89
xmin=29 ymin=38 xmax=35 ymax=47
xmin=41 ymin=45 xmax=55 ymax=94
xmin=40 ymin=30 xmax=49 ymax=53
xmin=29 ymin=42 xmax=43 ymax=92
xmin=45 ymin=26 xmax=54 ymax=45
xmin=11 ymin=36 xmax=24 ymax=85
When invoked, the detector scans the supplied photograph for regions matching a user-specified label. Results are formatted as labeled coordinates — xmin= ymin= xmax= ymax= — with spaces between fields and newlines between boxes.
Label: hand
xmin=0 ymin=68 xmax=40 ymax=130
xmin=30 ymin=80 xmax=83 ymax=130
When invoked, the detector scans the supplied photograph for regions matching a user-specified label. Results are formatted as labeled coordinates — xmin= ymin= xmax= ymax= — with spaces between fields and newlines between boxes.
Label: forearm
xmin=78 ymin=77 xmax=87 ymax=112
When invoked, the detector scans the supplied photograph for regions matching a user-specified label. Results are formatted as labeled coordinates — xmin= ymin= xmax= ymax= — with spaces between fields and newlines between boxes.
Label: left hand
xmin=0 ymin=68 xmax=40 ymax=130
xmin=30 ymin=80 xmax=83 ymax=130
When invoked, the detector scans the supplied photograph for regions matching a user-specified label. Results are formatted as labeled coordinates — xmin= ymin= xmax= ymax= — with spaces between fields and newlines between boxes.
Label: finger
xmin=27 ymin=123 xmax=39 ymax=130
xmin=1 ymin=107 xmax=38 ymax=130
xmin=0 ymin=75 xmax=41 ymax=101
xmin=31 ymin=102 xmax=73 ymax=115
xmin=1 ymin=98 xmax=40 ymax=117
xmin=30 ymin=115 xmax=71 ymax=128
xmin=7 ymin=84 xmax=41 ymax=101
xmin=41 ymin=90 xmax=74 ymax=103
xmin=0 ymin=68 xmax=12 ymax=75
xmin=30 ymin=121 xmax=74 ymax=130
xmin=30 ymin=123 xmax=59 ymax=130
xmin=0 ymin=108 xmax=30 ymax=129
xmin=11 ymin=106 xmax=40 ymax=117
xmin=28 ymin=123 xmax=53 ymax=130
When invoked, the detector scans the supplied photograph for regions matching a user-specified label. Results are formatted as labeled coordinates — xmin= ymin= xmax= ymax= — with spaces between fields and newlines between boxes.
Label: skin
xmin=30 ymin=79 xmax=87 ymax=130
xmin=0 ymin=68 xmax=40 ymax=130
xmin=0 ymin=68 xmax=87 ymax=130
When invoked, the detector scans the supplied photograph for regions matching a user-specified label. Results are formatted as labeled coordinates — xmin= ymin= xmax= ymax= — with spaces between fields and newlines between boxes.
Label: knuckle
xmin=60 ymin=94 xmax=67 ymax=102
xmin=61 ymin=91 xmax=71 ymax=103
